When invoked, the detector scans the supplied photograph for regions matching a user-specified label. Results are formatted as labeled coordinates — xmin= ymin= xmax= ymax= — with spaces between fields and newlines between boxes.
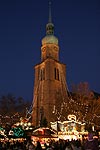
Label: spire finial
xmin=49 ymin=0 xmax=52 ymax=23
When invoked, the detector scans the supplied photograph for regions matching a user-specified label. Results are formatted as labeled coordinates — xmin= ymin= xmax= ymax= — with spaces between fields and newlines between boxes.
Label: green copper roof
xmin=42 ymin=35 xmax=58 ymax=45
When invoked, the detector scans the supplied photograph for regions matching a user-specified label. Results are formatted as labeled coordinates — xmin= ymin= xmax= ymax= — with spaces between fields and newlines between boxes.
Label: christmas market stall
xmin=50 ymin=114 xmax=88 ymax=141
xmin=31 ymin=127 xmax=58 ymax=148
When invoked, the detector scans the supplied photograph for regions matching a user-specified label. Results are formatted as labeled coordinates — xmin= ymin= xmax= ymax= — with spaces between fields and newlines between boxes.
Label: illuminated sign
xmin=68 ymin=115 xmax=76 ymax=121
xmin=10 ymin=127 xmax=25 ymax=137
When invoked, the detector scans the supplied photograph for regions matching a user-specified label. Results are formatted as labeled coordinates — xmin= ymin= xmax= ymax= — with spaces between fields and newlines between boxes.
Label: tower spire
xmin=49 ymin=1 xmax=52 ymax=23
xmin=42 ymin=0 xmax=58 ymax=45
xmin=46 ymin=0 xmax=54 ymax=35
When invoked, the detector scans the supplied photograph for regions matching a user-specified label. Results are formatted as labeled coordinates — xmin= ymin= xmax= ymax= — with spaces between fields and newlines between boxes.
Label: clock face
xmin=54 ymin=46 xmax=58 ymax=52
xmin=42 ymin=47 xmax=46 ymax=52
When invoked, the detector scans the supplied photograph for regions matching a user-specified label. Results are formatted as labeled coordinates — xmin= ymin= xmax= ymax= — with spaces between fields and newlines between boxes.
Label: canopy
xmin=32 ymin=127 xmax=57 ymax=138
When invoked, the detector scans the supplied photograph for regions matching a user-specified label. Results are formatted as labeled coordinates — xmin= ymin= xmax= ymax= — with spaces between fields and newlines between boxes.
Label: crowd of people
xmin=0 ymin=133 xmax=99 ymax=150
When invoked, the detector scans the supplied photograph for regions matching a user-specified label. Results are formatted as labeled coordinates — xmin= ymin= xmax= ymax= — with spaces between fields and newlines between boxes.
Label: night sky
xmin=0 ymin=0 xmax=100 ymax=101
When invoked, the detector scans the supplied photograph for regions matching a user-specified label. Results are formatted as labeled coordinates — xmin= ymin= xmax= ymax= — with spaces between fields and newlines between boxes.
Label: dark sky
xmin=0 ymin=0 xmax=100 ymax=101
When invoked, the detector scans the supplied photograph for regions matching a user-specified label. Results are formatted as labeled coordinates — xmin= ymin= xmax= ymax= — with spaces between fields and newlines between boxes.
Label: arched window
xmin=54 ymin=68 xmax=59 ymax=80
xmin=57 ymin=69 xmax=59 ymax=80
xmin=39 ymin=68 xmax=45 ymax=81
xmin=54 ymin=68 xmax=56 ymax=80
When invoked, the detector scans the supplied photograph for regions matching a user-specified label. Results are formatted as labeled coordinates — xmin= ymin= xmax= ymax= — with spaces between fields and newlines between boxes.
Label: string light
xmin=52 ymin=92 xmax=100 ymax=129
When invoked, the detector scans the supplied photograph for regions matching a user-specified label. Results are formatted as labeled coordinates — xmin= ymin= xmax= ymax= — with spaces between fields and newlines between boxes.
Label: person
xmin=28 ymin=143 xmax=35 ymax=150
xmin=71 ymin=140 xmax=82 ymax=150
xmin=35 ymin=141 xmax=42 ymax=150
xmin=64 ymin=141 xmax=73 ymax=150
xmin=83 ymin=132 xmax=99 ymax=150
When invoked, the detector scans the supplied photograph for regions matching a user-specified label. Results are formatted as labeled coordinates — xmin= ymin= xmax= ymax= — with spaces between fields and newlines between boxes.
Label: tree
xmin=71 ymin=82 xmax=100 ymax=130
xmin=40 ymin=117 xmax=48 ymax=127
xmin=52 ymin=82 xmax=100 ymax=131
xmin=0 ymin=94 xmax=31 ymax=126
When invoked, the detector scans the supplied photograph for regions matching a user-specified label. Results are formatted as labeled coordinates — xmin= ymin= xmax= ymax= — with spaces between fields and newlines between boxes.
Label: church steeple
xmin=32 ymin=1 xmax=68 ymax=127
xmin=41 ymin=1 xmax=59 ymax=61
xmin=42 ymin=1 xmax=58 ymax=46
xmin=46 ymin=1 xmax=54 ymax=35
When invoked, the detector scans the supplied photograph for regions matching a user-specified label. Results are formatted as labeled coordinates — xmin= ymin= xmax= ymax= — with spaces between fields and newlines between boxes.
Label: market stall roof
xmin=32 ymin=127 xmax=57 ymax=138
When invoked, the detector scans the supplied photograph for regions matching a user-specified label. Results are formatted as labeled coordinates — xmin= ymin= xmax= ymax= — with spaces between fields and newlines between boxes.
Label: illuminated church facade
xmin=32 ymin=4 xmax=69 ymax=127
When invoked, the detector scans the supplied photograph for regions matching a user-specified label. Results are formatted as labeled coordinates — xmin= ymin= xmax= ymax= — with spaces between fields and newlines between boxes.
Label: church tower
xmin=32 ymin=2 xmax=68 ymax=127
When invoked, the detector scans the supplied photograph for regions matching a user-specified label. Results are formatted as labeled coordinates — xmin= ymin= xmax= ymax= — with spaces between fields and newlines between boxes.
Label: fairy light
xmin=52 ymin=93 xmax=100 ymax=130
